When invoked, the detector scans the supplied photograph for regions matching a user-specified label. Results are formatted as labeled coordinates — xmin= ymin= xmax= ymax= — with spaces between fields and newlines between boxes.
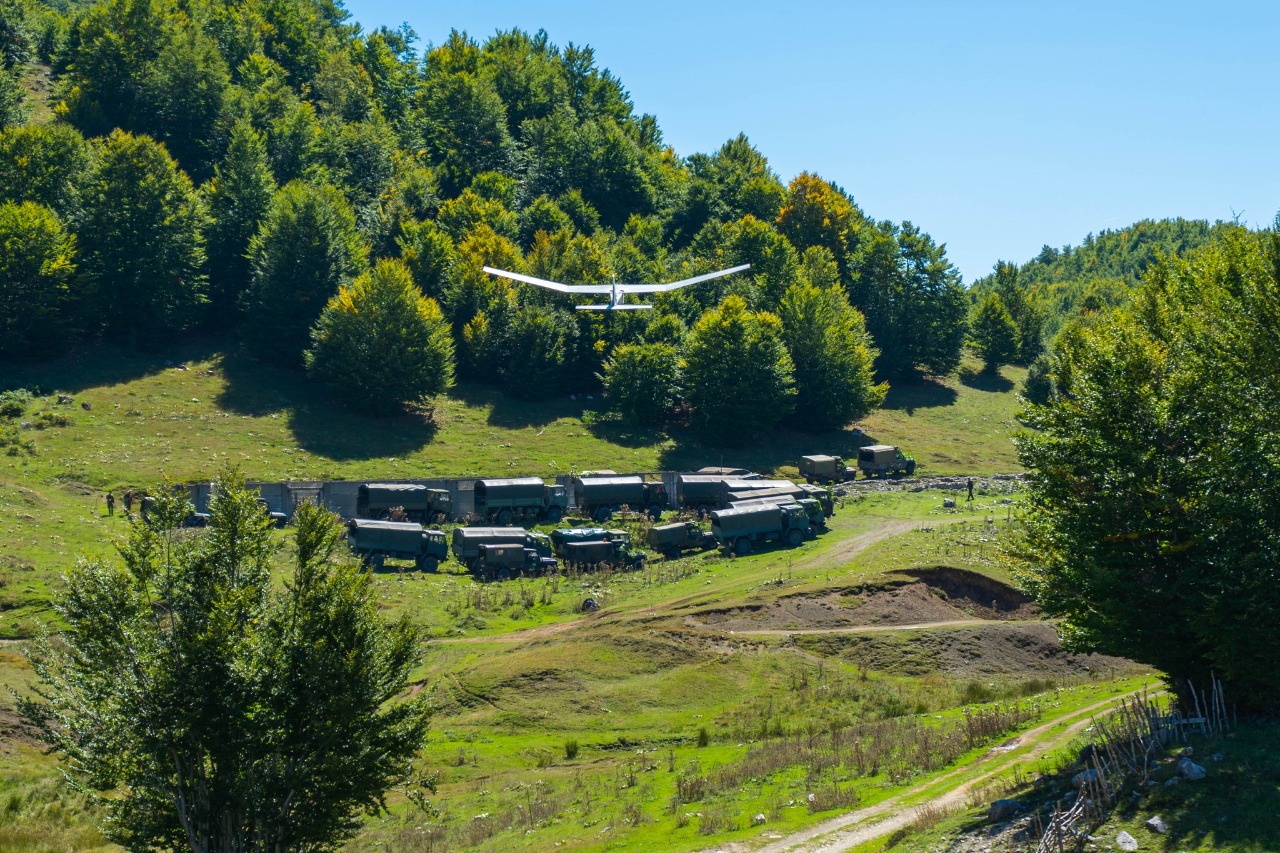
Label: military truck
xmin=473 ymin=542 xmax=557 ymax=580
xmin=799 ymin=455 xmax=857 ymax=485
xmin=473 ymin=477 xmax=567 ymax=524
xmin=572 ymin=475 xmax=667 ymax=522
xmin=347 ymin=519 xmax=448 ymax=571
xmin=550 ymin=527 xmax=630 ymax=556
xmin=731 ymin=494 xmax=827 ymax=529
xmin=562 ymin=539 xmax=645 ymax=570
xmin=356 ymin=483 xmax=452 ymax=523
xmin=676 ymin=474 xmax=749 ymax=513
xmin=856 ymin=445 xmax=916 ymax=479
xmin=711 ymin=502 xmax=811 ymax=555
xmin=450 ymin=526 xmax=554 ymax=569
xmin=725 ymin=484 xmax=834 ymax=520
xmin=694 ymin=466 xmax=759 ymax=479
xmin=646 ymin=521 xmax=716 ymax=559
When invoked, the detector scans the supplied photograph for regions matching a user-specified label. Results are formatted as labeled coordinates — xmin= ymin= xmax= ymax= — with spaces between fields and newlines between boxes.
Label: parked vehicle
xmin=450 ymin=526 xmax=554 ymax=569
xmin=473 ymin=542 xmax=557 ymax=580
xmin=646 ymin=521 xmax=717 ymax=559
xmin=711 ymin=502 xmax=811 ymax=555
xmin=561 ymin=539 xmax=645 ymax=569
xmin=347 ymin=519 xmax=448 ymax=571
xmin=725 ymin=484 xmax=833 ymax=520
xmin=856 ymin=445 xmax=916 ymax=478
xmin=694 ymin=466 xmax=759 ymax=479
xmin=473 ymin=477 xmax=567 ymax=524
xmin=572 ymin=475 xmax=667 ymax=521
xmin=676 ymin=474 xmax=749 ymax=513
xmin=731 ymin=494 xmax=827 ymax=529
xmin=356 ymin=483 xmax=452 ymax=523
xmin=550 ymin=527 xmax=630 ymax=556
xmin=799 ymin=455 xmax=857 ymax=484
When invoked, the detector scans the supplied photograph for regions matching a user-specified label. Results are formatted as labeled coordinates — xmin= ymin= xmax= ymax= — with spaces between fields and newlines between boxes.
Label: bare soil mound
xmin=690 ymin=567 xmax=1037 ymax=632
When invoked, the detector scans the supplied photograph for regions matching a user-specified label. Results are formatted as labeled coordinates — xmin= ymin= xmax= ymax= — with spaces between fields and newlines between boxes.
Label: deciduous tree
xmin=600 ymin=342 xmax=680 ymax=427
xmin=969 ymin=291 xmax=1020 ymax=373
xmin=0 ymin=200 xmax=76 ymax=357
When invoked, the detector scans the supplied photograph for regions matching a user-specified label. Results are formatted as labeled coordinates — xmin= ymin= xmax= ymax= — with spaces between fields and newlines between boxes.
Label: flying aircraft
xmin=481 ymin=264 xmax=751 ymax=311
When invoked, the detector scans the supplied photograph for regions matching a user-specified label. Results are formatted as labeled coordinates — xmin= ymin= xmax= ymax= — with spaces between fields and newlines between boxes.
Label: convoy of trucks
xmin=189 ymin=445 xmax=922 ymax=578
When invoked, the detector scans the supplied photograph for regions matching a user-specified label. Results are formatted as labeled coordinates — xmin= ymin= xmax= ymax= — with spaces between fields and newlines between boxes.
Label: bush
xmin=0 ymin=389 xmax=34 ymax=418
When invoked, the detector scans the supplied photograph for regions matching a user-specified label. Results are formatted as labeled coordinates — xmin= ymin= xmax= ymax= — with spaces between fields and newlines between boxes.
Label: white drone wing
xmin=612 ymin=264 xmax=753 ymax=294
xmin=481 ymin=267 xmax=614 ymax=294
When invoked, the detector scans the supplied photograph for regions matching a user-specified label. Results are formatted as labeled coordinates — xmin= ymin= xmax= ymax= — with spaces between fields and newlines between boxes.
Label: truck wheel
xmin=496 ymin=509 xmax=513 ymax=526
xmin=695 ymin=503 xmax=711 ymax=518
xmin=663 ymin=547 xmax=679 ymax=560
xmin=786 ymin=528 xmax=803 ymax=547
xmin=544 ymin=505 xmax=563 ymax=524
xmin=647 ymin=503 xmax=663 ymax=520
xmin=734 ymin=537 xmax=751 ymax=556
xmin=419 ymin=557 xmax=439 ymax=573
xmin=371 ymin=553 xmax=385 ymax=571
xmin=594 ymin=506 xmax=612 ymax=523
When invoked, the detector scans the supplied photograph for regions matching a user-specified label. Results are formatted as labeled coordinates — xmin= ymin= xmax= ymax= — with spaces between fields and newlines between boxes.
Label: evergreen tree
xmin=203 ymin=120 xmax=277 ymax=325
xmin=682 ymin=295 xmax=796 ymax=445
xmin=243 ymin=180 xmax=368 ymax=365
xmin=19 ymin=475 xmax=431 ymax=850
xmin=306 ymin=258 xmax=455 ymax=414
xmin=969 ymin=292 xmax=1020 ymax=373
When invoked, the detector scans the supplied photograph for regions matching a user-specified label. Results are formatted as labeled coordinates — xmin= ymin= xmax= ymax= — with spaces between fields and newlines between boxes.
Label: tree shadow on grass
xmin=657 ymin=423 xmax=881 ymax=474
xmin=881 ymin=377 xmax=958 ymax=415
xmin=215 ymin=349 xmax=437 ymax=461
xmin=958 ymin=366 xmax=1015 ymax=394
xmin=450 ymin=383 xmax=589 ymax=431
xmin=0 ymin=337 xmax=223 ymax=395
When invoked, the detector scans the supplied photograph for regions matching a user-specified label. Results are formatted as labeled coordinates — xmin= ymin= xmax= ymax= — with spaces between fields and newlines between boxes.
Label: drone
xmin=481 ymin=263 xmax=751 ymax=311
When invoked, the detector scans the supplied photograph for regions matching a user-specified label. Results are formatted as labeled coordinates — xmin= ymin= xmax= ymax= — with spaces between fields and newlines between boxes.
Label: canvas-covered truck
xmin=356 ymin=483 xmax=452 ymax=523
xmin=731 ymin=495 xmax=827 ymax=529
xmin=799 ymin=455 xmax=857 ymax=484
xmin=562 ymin=539 xmax=645 ymax=570
xmin=676 ymin=474 xmax=749 ymax=514
xmin=856 ymin=445 xmax=916 ymax=479
xmin=550 ymin=527 xmax=630 ymax=556
xmin=450 ymin=526 xmax=554 ymax=568
xmin=572 ymin=475 xmax=667 ymax=522
xmin=646 ymin=521 xmax=716 ymax=559
xmin=725 ymin=484 xmax=834 ymax=520
xmin=711 ymin=502 xmax=811 ymax=556
xmin=473 ymin=477 xmax=567 ymax=524
xmin=347 ymin=519 xmax=448 ymax=571
xmin=472 ymin=542 xmax=557 ymax=580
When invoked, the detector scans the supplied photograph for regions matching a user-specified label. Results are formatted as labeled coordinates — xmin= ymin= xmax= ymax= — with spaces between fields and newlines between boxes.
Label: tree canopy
xmin=19 ymin=474 xmax=432 ymax=849
xmin=1014 ymin=227 xmax=1280 ymax=712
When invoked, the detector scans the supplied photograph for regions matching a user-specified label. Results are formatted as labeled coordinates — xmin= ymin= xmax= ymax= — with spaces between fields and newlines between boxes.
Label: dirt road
xmin=718 ymin=688 xmax=1146 ymax=853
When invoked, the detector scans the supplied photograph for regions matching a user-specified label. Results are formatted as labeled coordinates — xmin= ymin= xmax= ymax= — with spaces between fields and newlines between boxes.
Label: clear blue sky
xmin=338 ymin=0 xmax=1280 ymax=284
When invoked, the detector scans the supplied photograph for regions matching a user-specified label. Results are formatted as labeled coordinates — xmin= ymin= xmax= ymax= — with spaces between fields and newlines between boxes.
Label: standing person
xmin=106 ymin=491 xmax=115 ymax=516
xmin=966 ymin=478 xmax=974 ymax=501
xmin=124 ymin=489 xmax=134 ymax=516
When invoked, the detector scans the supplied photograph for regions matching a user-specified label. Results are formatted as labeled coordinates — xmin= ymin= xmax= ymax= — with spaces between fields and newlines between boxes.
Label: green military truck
xmin=572 ymin=475 xmax=667 ymax=521
xmin=473 ymin=542 xmax=557 ymax=580
xmin=724 ymin=483 xmax=833 ymax=519
xmin=561 ymin=539 xmax=645 ymax=570
xmin=856 ymin=445 xmax=916 ymax=479
xmin=711 ymin=502 xmax=811 ymax=556
xmin=550 ymin=527 xmax=630 ymax=556
xmin=347 ymin=519 xmax=448 ymax=571
xmin=356 ymin=483 xmax=452 ymax=523
xmin=646 ymin=521 xmax=716 ymax=559
xmin=731 ymin=494 xmax=827 ymax=529
xmin=473 ymin=477 xmax=568 ymax=525
xmin=799 ymin=454 xmax=857 ymax=484
xmin=676 ymin=474 xmax=746 ymax=514
xmin=450 ymin=526 xmax=554 ymax=570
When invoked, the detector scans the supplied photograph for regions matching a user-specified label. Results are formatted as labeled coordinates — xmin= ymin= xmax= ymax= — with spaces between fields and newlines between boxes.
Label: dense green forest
xmin=0 ymin=0 xmax=974 ymax=442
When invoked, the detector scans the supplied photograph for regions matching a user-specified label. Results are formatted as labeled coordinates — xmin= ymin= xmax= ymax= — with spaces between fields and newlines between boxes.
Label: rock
xmin=1210 ymin=752 xmax=1224 ymax=762
xmin=1072 ymin=768 xmax=1102 ymax=788
xmin=943 ymin=498 xmax=956 ymax=508
xmin=1178 ymin=758 xmax=1207 ymax=780
xmin=57 ymin=394 xmax=73 ymax=404
xmin=988 ymin=799 xmax=1022 ymax=822
xmin=753 ymin=813 xmax=766 ymax=825
xmin=581 ymin=598 xmax=599 ymax=613
xmin=1116 ymin=830 xmax=1139 ymax=850
xmin=1145 ymin=816 xmax=1168 ymax=834
xmin=1179 ymin=747 xmax=1194 ymax=757
xmin=81 ymin=401 xmax=92 ymax=410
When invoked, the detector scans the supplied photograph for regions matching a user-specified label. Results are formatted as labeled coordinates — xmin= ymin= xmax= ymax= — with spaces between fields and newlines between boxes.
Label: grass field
xmin=11 ymin=341 xmax=1272 ymax=853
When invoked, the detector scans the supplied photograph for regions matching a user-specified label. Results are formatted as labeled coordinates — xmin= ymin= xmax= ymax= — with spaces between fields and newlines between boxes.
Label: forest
xmin=0 ymin=0 xmax=979 ymax=443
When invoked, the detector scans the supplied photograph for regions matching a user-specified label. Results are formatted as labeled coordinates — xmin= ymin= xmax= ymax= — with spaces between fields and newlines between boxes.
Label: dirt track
xmin=710 ymin=688 xmax=1147 ymax=853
